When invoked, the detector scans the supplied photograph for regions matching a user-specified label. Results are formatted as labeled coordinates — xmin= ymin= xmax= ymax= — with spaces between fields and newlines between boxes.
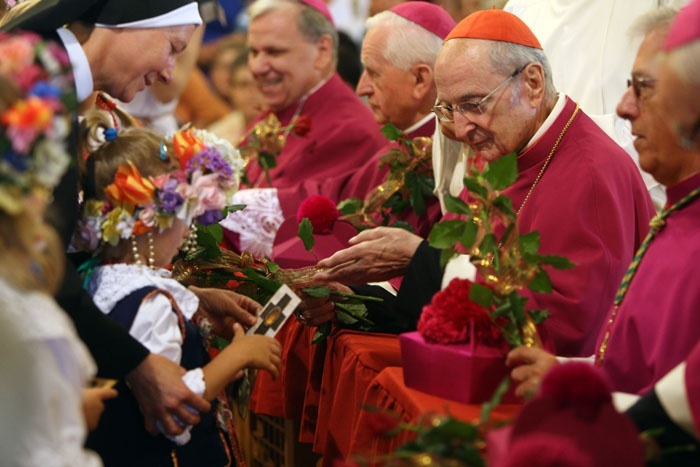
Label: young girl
xmin=0 ymin=32 xmax=112 ymax=466
xmin=73 ymin=101 xmax=282 ymax=467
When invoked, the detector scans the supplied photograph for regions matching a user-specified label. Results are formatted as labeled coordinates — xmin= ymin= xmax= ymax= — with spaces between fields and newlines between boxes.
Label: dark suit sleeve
xmin=347 ymin=284 xmax=411 ymax=334
xmin=626 ymin=390 xmax=700 ymax=466
xmin=395 ymin=240 xmax=444 ymax=328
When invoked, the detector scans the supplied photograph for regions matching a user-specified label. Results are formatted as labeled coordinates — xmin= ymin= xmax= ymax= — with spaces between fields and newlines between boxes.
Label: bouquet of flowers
xmin=237 ymin=112 xmax=311 ymax=186
xmin=338 ymin=122 xmax=435 ymax=232
xmin=0 ymin=31 xmax=76 ymax=213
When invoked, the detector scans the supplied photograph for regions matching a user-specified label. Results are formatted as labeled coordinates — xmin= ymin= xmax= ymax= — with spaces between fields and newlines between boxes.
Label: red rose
xmin=297 ymin=195 xmax=339 ymax=234
xmin=291 ymin=114 xmax=311 ymax=137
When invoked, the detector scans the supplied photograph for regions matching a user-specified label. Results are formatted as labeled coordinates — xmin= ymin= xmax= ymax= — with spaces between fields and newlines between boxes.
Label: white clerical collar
xmin=56 ymin=28 xmax=93 ymax=102
xmin=521 ymin=93 xmax=567 ymax=152
xmin=404 ymin=113 xmax=435 ymax=135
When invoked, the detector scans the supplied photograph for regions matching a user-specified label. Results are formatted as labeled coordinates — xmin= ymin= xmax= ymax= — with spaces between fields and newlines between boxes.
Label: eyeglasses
xmin=433 ymin=65 xmax=526 ymax=123
xmin=626 ymin=73 xmax=657 ymax=99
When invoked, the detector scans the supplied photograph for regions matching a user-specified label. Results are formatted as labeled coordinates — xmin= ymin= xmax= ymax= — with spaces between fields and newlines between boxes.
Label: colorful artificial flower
xmin=0 ymin=31 xmax=75 ymax=215
xmin=104 ymin=162 xmax=156 ymax=208
xmin=72 ymin=127 xmax=245 ymax=253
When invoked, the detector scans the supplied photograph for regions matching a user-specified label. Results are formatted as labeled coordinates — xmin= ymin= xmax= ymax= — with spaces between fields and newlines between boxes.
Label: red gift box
xmin=400 ymin=331 xmax=517 ymax=404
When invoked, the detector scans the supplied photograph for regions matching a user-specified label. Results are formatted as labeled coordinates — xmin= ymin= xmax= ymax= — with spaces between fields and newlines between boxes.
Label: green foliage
xmin=426 ymin=152 xmax=575 ymax=349
xmin=300 ymin=285 xmax=379 ymax=343
xmin=297 ymin=217 xmax=315 ymax=251
xmin=337 ymin=197 xmax=363 ymax=215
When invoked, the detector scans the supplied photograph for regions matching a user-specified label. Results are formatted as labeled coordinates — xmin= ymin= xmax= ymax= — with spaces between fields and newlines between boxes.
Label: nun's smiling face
xmin=88 ymin=24 xmax=197 ymax=102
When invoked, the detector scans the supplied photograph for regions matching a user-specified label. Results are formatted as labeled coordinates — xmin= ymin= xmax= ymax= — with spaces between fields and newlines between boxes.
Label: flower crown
xmin=0 ymin=31 xmax=76 ymax=214
xmin=73 ymin=126 xmax=244 ymax=251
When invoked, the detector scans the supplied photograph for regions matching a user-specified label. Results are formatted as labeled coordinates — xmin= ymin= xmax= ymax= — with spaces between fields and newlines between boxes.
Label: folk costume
xmin=85 ymin=265 xmax=240 ymax=467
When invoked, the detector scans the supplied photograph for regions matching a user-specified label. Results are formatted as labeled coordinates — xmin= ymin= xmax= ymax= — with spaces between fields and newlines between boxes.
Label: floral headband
xmin=0 ymin=31 xmax=76 ymax=214
xmin=72 ymin=127 xmax=244 ymax=251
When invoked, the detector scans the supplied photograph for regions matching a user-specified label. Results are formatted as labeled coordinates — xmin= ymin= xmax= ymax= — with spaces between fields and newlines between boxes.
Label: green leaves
xmin=428 ymin=220 xmax=465 ymax=249
xmin=297 ymin=217 xmax=314 ymax=251
xmin=337 ymin=197 xmax=363 ymax=215
xmin=484 ymin=152 xmax=517 ymax=190
xmin=469 ymin=283 xmax=494 ymax=308
xmin=300 ymin=285 xmax=377 ymax=343
xmin=380 ymin=121 xmax=403 ymax=141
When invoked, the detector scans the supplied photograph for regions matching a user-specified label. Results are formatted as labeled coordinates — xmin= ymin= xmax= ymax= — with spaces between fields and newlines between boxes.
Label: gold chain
xmin=517 ymin=104 xmax=580 ymax=216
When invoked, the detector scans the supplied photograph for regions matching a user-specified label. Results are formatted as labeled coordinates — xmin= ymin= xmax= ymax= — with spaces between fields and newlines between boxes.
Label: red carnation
xmin=417 ymin=278 xmax=505 ymax=347
xmin=291 ymin=115 xmax=311 ymax=137
xmin=297 ymin=195 xmax=339 ymax=234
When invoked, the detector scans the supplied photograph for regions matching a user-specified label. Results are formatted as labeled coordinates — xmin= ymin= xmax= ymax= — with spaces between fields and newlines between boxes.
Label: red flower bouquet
xmin=417 ymin=278 xmax=506 ymax=349
xmin=402 ymin=153 xmax=574 ymax=404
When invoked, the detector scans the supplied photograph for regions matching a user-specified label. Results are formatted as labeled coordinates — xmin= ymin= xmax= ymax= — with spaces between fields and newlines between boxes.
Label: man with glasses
xmin=310 ymin=9 xmax=655 ymax=358
xmin=509 ymin=4 xmax=700 ymax=421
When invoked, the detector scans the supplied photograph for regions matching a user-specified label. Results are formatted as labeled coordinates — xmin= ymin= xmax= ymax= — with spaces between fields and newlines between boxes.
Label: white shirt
xmin=0 ymin=278 xmax=102 ymax=467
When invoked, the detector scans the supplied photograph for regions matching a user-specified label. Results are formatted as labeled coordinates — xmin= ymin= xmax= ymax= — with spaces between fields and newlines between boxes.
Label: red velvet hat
xmin=446 ymin=8 xmax=542 ymax=49
xmin=390 ymin=2 xmax=456 ymax=40
xmin=664 ymin=0 xmax=700 ymax=51
xmin=491 ymin=363 xmax=645 ymax=467
xmin=299 ymin=0 xmax=334 ymax=25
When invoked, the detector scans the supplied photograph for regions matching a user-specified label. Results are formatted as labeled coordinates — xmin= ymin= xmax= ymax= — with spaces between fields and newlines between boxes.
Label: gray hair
xmin=488 ymin=41 xmax=556 ymax=100
xmin=628 ymin=6 xmax=677 ymax=39
xmin=666 ymin=41 xmax=700 ymax=86
xmin=365 ymin=10 xmax=444 ymax=71
xmin=247 ymin=0 xmax=338 ymax=53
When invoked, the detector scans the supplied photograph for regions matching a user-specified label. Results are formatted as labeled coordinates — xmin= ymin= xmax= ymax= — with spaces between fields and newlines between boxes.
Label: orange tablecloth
xmin=348 ymin=367 xmax=522 ymax=463
xmin=251 ymin=318 xmax=324 ymax=422
xmin=312 ymin=331 xmax=402 ymax=465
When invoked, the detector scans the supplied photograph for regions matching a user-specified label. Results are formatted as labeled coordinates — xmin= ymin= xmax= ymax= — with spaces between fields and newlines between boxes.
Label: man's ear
xmin=411 ymin=63 xmax=434 ymax=100
xmin=314 ymin=34 xmax=334 ymax=70
xmin=522 ymin=62 xmax=546 ymax=108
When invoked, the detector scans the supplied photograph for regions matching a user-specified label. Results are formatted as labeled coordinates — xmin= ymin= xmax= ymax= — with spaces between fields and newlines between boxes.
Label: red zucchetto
xmin=664 ymin=0 xmax=700 ymax=51
xmin=390 ymin=1 xmax=456 ymax=40
xmin=298 ymin=0 xmax=334 ymax=24
xmin=445 ymin=8 xmax=542 ymax=50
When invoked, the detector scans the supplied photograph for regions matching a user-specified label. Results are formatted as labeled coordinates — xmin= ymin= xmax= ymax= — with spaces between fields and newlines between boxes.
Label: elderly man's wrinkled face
xmin=434 ymin=39 xmax=539 ymax=161
xmin=95 ymin=25 xmax=196 ymax=103
xmin=356 ymin=26 xmax=420 ymax=129
xmin=616 ymin=26 xmax=691 ymax=186
xmin=247 ymin=5 xmax=326 ymax=112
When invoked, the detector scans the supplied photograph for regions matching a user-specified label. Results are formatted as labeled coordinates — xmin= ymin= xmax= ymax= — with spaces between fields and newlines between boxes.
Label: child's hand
xmin=82 ymin=386 xmax=118 ymax=431
xmin=230 ymin=323 xmax=282 ymax=379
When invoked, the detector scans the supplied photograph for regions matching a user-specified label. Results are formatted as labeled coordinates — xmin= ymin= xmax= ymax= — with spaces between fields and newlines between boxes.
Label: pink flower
xmin=191 ymin=172 xmax=226 ymax=216
xmin=0 ymin=35 xmax=35 ymax=76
